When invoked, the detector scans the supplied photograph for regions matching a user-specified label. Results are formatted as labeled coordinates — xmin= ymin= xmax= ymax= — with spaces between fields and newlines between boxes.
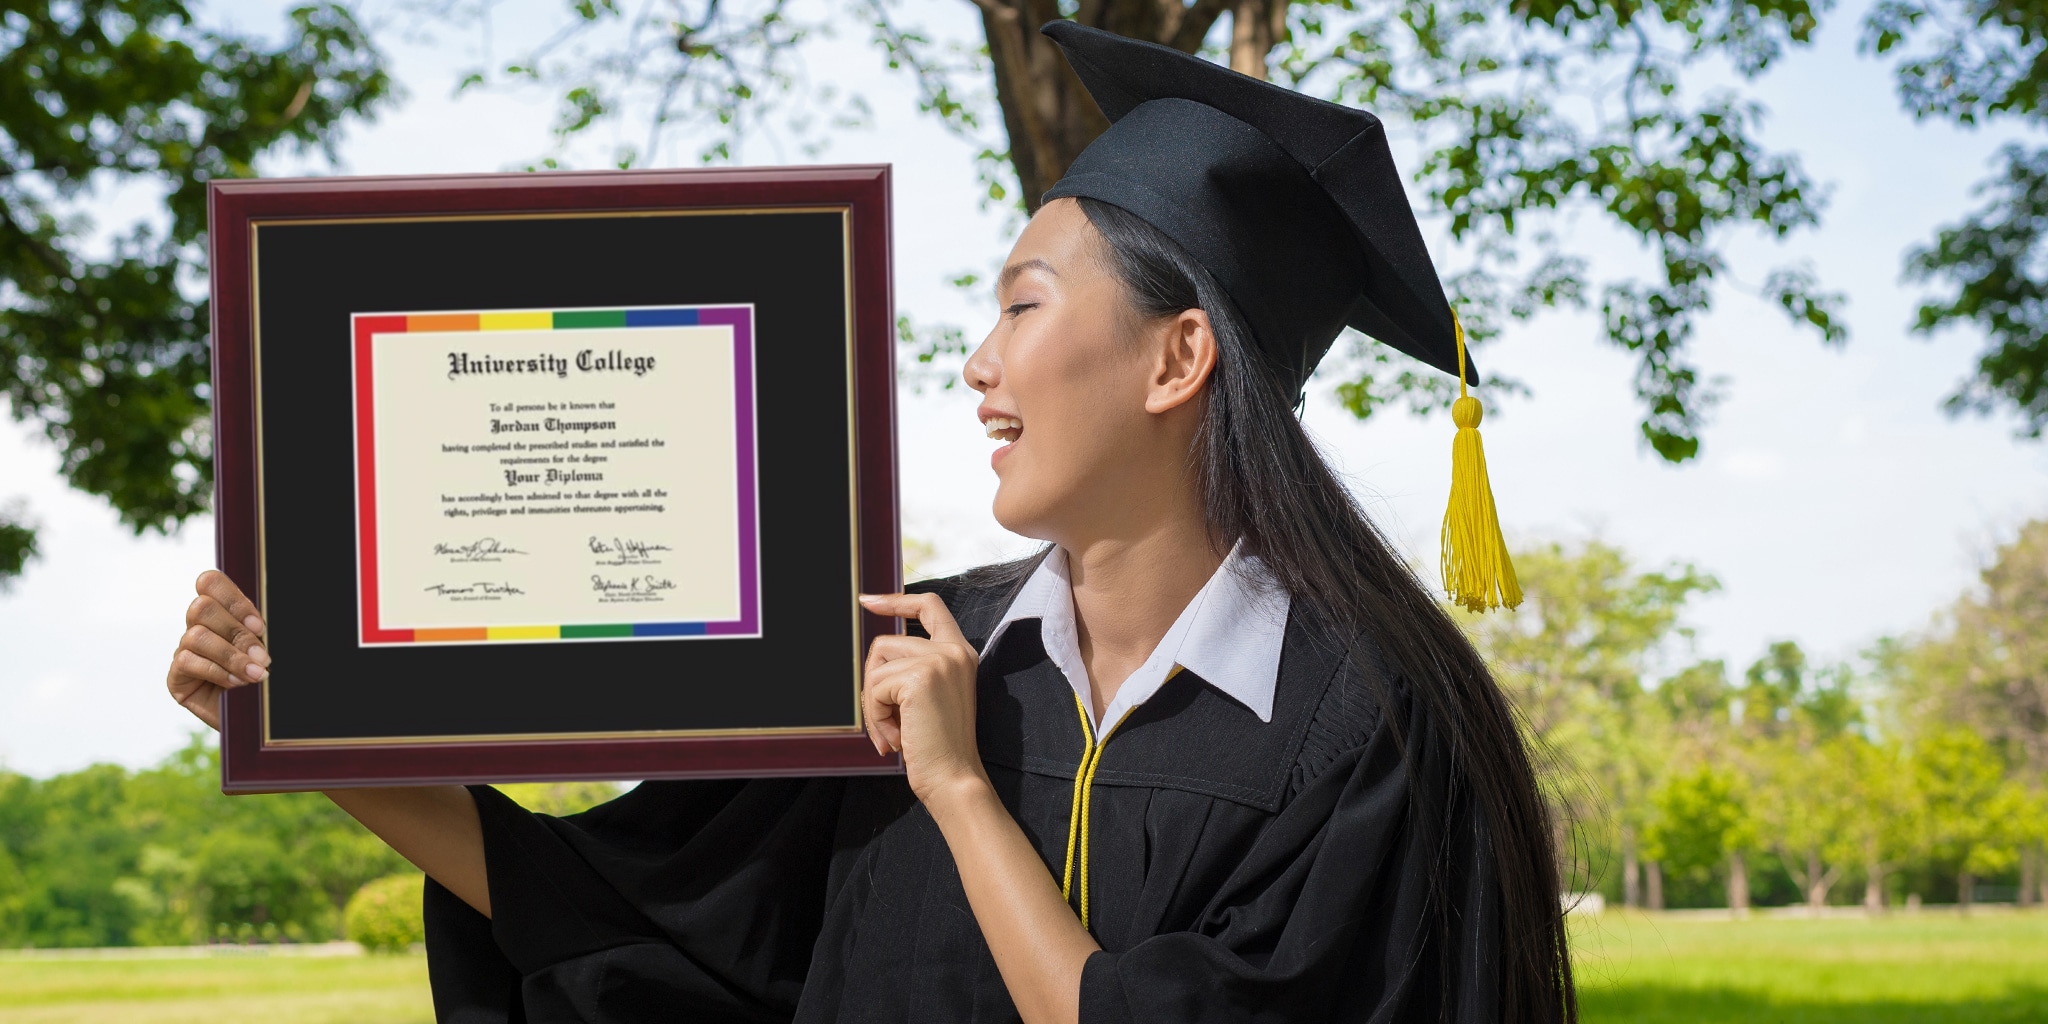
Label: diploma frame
xmin=210 ymin=167 xmax=901 ymax=791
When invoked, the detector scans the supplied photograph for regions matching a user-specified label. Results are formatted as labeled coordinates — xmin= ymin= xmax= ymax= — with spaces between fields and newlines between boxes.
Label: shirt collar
xmin=982 ymin=542 xmax=1292 ymax=731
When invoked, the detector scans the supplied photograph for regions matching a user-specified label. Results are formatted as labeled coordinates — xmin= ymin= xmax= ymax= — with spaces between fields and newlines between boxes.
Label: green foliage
xmin=1463 ymin=539 xmax=1719 ymax=894
xmin=495 ymin=781 xmax=623 ymax=816
xmin=1472 ymin=528 xmax=2048 ymax=911
xmin=1871 ymin=0 xmax=2048 ymax=435
xmin=430 ymin=0 xmax=1851 ymax=463
xmin=1906 ymin=144 xmax=2048 ymax=435
xmin=1644 ymin=765 xmax=1755 ymax=885
xmin=1660 ymin=659 xmax=1733 ymax=728
xmin=0 ymin=737 xmax=406 ymax=948
xmin=0 ymin=0 xmax=392 ymax=580
xmin=0 ymin=501 xmax=36 ymax=584
xmin=1740 ymin=640 xmax=1859 ymax=737
xmin=1913 ymin=727 xmax=2021 ymax=878
xmin=343 ymin=873 xmax=425 ymax=953
xmin=894 ymin=312 xmax=972 ymax=394
xmin=1304 ymin=0 xmax=1847 ymax=458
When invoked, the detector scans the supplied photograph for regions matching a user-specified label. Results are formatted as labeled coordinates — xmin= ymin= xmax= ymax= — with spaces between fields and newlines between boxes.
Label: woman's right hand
xmin=166 ymin=570 xmax=271 ymax=731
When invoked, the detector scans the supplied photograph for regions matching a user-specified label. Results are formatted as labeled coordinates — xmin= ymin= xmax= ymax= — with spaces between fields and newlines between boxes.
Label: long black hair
xmin=1001 ymin=196 xmax=1576 ymax=1022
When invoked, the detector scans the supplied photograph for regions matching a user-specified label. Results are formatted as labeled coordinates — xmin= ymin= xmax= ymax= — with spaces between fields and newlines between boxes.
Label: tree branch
xmin=1167 ymin=0 xmax=1229 ymax=51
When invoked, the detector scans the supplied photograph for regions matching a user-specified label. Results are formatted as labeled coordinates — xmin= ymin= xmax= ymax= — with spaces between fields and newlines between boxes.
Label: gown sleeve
xmin=1078 ymin=679 xmax=1505 ymax=1024
xmin=424 ymin=775 xmax=897 ymax=1024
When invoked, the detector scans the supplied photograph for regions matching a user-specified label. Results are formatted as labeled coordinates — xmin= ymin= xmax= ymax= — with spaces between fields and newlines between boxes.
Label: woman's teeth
xmin=984 ymin=417 xmax=1022 ymax=443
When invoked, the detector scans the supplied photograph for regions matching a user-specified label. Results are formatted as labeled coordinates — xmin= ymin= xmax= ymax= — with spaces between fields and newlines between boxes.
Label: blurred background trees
xmin=0 ymin=740 xmax=618 ymax=948
xmin=0 ymin=0 xmax=391 ymax=580
xmin=1460 ymin=522 xmax=2048 ymax=914
xmin=0 ymin=522 xmax=2044 ymax=946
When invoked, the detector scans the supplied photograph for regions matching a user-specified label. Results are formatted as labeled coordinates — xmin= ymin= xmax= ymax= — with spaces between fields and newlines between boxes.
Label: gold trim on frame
xmin=249 ymin=205 xmax=869 ymax=748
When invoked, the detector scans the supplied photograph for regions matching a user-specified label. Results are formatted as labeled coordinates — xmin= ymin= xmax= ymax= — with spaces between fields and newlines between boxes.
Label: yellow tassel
xmin=1440 ymin=313 xmax=1522 ymax=612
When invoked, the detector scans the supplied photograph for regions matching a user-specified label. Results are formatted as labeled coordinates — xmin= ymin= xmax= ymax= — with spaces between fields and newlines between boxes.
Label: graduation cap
xmin=1041 ymin=21 xmax=1522 ymax=612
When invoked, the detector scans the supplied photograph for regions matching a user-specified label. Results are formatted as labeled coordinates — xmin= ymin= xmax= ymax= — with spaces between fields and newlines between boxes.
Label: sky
xmin=0 ymin=0 xmax=2043 ymax=776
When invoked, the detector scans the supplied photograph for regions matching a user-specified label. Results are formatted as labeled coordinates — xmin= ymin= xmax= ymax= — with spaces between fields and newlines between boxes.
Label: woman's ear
xmin=1144 ymin=308 xmax=1219 ymax=415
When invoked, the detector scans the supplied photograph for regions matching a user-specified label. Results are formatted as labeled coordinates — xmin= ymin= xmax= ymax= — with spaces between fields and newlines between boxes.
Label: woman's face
xmin=963 ymin=199 xmax=1210 ymax=547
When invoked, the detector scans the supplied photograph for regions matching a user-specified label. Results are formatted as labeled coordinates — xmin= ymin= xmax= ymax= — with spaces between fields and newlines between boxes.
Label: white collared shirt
xmin=982 ymin=543 xmax=1293 ymax=733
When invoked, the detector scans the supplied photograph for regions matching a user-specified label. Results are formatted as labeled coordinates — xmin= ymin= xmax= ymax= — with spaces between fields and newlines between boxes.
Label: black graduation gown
xmin=424 ymin=573 xmax=1505 ymax=1023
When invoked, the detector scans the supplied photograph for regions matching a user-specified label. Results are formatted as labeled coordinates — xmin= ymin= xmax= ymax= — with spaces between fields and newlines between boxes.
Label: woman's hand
xmin=861 ymin=591 xmax=1097 ymax=1024
xmin=857 ymin=592 xmax=986 ymax=804
xmin=166 ymin=570 xmax=271 ymax=731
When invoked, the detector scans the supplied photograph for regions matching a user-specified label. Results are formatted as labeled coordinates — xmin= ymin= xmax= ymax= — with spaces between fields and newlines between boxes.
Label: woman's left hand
xmin=858 ymin=592 xmax=986 ymax=804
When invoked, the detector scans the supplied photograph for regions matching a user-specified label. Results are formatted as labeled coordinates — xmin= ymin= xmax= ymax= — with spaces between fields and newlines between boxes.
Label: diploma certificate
xmin=351 ymin=304 xmax=761 ymax=646
xmin=213 ymin=167 xmax=897 ymax=788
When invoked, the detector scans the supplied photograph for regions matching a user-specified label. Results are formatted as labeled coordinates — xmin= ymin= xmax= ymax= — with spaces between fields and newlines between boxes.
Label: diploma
xmin=349 ymin=305 xmax=761 ymax=646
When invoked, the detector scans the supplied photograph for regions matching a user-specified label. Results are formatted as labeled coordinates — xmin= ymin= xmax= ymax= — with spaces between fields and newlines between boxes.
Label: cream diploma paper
xmin=365 ymin=323 xmax=742 ymax=633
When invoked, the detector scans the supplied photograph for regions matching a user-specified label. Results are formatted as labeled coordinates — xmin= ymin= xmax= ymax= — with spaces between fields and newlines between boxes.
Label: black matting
xmin=254 ymin=210 xmax=857 ymax=741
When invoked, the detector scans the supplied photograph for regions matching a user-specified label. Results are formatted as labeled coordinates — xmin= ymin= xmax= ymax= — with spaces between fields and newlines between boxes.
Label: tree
xmin=1643 ymin=764 xmax=1758 ymax=911
xmin=0 ymin=0 xmax=392 ymax=579
xmin=433 ymin=0 xmax=1846 ymax=465
xmin=1876 ymin=0 xmax=2048 ymax=436
xmin=1646 ymin=657 xmax=1739 ymax=906
xmin=1462 ymin=539 xmax=1716 ymax=906
xmin=0 ymin=737 xmax=409 ymax=947
xmin=1834 ymin=733 xmax=1919 ymax=911
xmin=1737 ymin=641 xmax=1868 ymax=910
xmin=1912 ymin=727 xmax=2020 ymax=909
xmin=0 ymin=739 xmax=621 ymax=948
xmin=1659 ymin=658 xmax=1737 ymax=755
xmin=1895 ymin=519 xmax=2048 ymax=903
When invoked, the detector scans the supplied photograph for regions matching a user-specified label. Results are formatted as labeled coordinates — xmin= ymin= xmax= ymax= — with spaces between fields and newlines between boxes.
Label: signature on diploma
xmin=588 ymin=535 xmax=672 ymax=565
xmin=433 ymin=537 xmax=528 ymax=563
xmin=590 ymin=574 xmax=677 ymax=601
xmin=423 ymin=581 xmax=527 ymax=601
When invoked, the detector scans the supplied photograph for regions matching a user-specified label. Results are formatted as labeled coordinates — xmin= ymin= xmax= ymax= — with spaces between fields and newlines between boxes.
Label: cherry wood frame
xmin=209 ymin=166 xmax=900 ymax=792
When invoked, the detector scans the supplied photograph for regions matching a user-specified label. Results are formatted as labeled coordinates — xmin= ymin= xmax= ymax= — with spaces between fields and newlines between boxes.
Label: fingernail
xmin=244 ymin=616 xmax=264 ymax=635
xmin=245 ymin=663 xmax=268 ymax=682
xmin=857 ymin=594 xmax=879 ymax=603
xmin=249 ymin=645 xmax=270 ymax=667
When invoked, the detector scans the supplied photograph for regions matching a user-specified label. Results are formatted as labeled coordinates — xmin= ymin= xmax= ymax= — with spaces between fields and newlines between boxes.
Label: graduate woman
xmin=165 ymin=23 xmax=1574 ymax=1024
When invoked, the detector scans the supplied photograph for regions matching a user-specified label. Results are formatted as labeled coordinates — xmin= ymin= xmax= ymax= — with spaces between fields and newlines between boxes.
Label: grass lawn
xmin=0 ymin=953 xmax=431 ymax=1024
xmin=1574 ymin=911 xmax=2048 ymax=1023
xmin=1 ymin=912 xmax=2042 ymax=1022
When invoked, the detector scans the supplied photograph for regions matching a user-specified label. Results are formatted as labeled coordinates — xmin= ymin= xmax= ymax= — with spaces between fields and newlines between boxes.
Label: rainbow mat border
xmin=347 ymin=304 xmax=760 ymax=645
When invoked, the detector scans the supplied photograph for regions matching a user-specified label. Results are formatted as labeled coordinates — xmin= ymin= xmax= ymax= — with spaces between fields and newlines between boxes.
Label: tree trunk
xmin=2021 ymin=843 xmax=2040 ymax=908
xmin=1622 ymin=827 xmax=1640 ymax=909
xmin=976 ymin=0 xmax=1249 ymax=211
xmin=1805 ymin=848 xmax=1828 ymax=913
xmin=1864 ymin=860 xmax=1885 ymax=913
xmin=1227 ymin=0 xmax=1288 ymax=77
xmin=1958 ymin=869 xmax=1975 ymax=912
xmin=1646 ymin=860 xmax=1664 ymax=911
xmin=2038 ymin=842 xmax=2048 ymax=907
xmin=1728 ymin=851 xmax=1750 ymax=913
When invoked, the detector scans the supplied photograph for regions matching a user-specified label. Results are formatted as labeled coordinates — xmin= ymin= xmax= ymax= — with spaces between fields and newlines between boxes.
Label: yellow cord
xmin=1059 ymin=693 xmax=1095 ymax=903
xmin=1440 ymin=312 xmax=1523 ymax=612
xmin=1076 ymin=706 xmax=1133 ymax=930
xmin=1060 ymin=667 xmax=1178 ymax=930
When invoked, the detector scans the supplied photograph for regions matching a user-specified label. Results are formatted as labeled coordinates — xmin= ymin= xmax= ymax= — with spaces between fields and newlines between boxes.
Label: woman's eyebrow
xmin=997 ymin=258 xmax=1058 ymax=292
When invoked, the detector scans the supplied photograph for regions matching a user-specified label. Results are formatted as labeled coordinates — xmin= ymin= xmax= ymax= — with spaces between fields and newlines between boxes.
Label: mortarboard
xmin=1040 ymin=21 xmax=1523 ymax=612
xmin=1039 ymin=19 xmax=1466 ymax=392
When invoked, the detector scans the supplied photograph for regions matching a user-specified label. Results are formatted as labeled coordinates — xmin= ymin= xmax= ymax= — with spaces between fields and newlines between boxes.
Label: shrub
xmin=343 ymin=873 xmax=425 ymax=953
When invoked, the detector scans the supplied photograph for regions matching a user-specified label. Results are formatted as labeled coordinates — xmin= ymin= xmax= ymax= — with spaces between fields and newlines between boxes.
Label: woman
xmin=166 ymin=23 xmax=1573 ymax=1024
